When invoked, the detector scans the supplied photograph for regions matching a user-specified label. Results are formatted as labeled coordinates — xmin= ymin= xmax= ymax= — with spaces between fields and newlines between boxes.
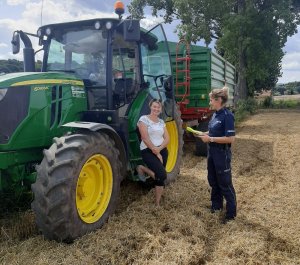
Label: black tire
xmin=165 ymin=106 xmax=184 ymax=184
xmin=31 ymin=132 xmax=122 ymax=242
xmin=195 ymin=120 xmax=209 ymax=157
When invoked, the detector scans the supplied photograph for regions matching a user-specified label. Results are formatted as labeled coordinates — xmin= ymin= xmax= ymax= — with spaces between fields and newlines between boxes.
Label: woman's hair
xmin=149 ymin=98 xmax=162 ymax=107
xmin=209 ymin=87 xmax=229 ymax=104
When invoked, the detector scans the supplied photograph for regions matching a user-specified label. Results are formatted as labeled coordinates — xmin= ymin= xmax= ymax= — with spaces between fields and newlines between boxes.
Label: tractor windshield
xmin=141 ymin=24 xmax=174 ymax=117
xmin=47 ymin=29 xmax=107 ymax=86
xmin=141 ymin=25 xmax=172 ymax=101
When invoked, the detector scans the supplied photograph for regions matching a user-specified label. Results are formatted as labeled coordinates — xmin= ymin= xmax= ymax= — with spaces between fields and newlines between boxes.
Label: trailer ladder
xmin=175 ymin=39 xmax=191 ymax=104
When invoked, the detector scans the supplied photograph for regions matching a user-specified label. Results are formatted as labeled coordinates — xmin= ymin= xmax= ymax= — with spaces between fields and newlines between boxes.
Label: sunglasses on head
xmin=150 ymin=98 xmax=162 ymax=103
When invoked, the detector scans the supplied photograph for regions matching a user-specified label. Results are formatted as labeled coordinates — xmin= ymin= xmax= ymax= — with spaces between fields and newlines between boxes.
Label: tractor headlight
xmin=105 ymin=21 xmax=112 ymax=30
xmin=0 ymin=89 xmax=7 ymax=102
xmin=37 ymin=29 xmax=42 ymax=37
xmin=94 ymin=21 xmax=101 ymax=30
xmin=45 ymin=27 xmax=52 ymax=36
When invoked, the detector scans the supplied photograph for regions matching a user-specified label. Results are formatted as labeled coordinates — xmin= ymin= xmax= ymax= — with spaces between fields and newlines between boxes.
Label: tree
xmin=0 ymin=59 xmax=42 ymax=73
xmin=0 ymin=59 xmax=23 ymax=73
xmin=129 ymin=0 xmax=300 ymax=100
xmin=36 ymin=60 xmax=42 ymax=72
xmin=275 ymin=84 xmax=286 ymax=95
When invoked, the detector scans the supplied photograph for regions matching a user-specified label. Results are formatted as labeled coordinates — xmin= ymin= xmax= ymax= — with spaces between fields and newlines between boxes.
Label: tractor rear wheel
xmin=31 ymin=132 xmax=121 ymax=242
xmin=165 ymin=106 xmax=184 ymax=184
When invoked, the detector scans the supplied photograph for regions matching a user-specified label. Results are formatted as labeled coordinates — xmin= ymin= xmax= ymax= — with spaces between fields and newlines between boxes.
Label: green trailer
xmin=168 ymin=41 xmax=236 ymax=155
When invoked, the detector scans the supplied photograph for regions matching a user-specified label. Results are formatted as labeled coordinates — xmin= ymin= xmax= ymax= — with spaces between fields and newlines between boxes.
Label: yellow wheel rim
xmin=76 ymin=154 xmax=113 ymax=224
xmin=166 ymin=120 xmax=179 ymax=173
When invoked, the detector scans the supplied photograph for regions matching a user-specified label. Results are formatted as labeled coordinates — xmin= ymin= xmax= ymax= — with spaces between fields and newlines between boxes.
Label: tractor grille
xmin=0 ymin=86 xmax=30 ymax=144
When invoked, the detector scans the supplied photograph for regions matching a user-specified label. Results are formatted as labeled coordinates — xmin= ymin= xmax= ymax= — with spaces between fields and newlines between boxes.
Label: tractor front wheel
xmin=31 ymin=132 xmax=121 ymax=242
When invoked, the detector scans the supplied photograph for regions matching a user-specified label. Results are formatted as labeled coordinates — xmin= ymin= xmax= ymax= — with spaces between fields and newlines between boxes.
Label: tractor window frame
xmin=111 ymin=33 xmax=140 ymax=108
xmin=140 ymin=24 xmax=175 ymax=118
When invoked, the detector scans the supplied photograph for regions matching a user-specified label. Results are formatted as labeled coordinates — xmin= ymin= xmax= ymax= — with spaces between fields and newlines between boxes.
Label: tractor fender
xmin=62 ymin=121 xmax=127 ymax=178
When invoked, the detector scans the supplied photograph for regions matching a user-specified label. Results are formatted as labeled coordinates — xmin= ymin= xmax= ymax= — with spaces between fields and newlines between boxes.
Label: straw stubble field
xmin=1 ymin=110 xmax=300 ymax=265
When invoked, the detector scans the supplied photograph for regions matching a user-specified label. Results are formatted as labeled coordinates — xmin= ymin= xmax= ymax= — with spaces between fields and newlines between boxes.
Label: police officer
xmin=197 ymin=87 xmax=237 ymax=223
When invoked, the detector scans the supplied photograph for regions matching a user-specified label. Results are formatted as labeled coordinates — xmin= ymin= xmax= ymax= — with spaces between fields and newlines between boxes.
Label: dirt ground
xmin=1 ymin=110 xmax=300 ymax=265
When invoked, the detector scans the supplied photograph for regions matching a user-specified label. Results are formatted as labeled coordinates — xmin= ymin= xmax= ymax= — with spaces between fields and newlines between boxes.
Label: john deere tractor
xmin=0 ymin=5 xmax=183 ymax=242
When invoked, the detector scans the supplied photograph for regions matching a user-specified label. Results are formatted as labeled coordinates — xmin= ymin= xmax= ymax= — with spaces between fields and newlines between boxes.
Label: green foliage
xmin=274 ymin=82 xmax=300 ymax=95
xmin=272 ymin=99 xmax=300 ymax=108
xmin=258 ymin=95 xmax=300 ymax=109
xmin=0 ymin=59 xmax=42 ymax=73
xmin=217 ymin=0 xmax=298 ymax=96
xmin=274 ymin=84 xmax=286 ymax=95
xmin=35 ymin=60 xmax=42 ymax=72
xmin=128 ymin=0 xmax=300 ymax=100
xmin=0 ymin=59 xmax=23 ymax=73
xmin=234 ymin=98 xmax=258 ymax=123
xmin=261 ymin=96 xmax=274 ymax=108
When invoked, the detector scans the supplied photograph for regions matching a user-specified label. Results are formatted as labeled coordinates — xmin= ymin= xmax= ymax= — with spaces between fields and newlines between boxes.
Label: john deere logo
xmin=33 ymin=86 xmax=49 ymax=92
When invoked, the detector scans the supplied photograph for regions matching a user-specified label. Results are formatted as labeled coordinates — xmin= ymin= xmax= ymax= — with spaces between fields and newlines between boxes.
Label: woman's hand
xmin=156 ymin=153 xmax=163 ymax=164
xmin=151 ymin=146 xmax=161 ymax=155
xmin=194 ymin=132 xmax=210 ymax=142
xmin=199 ymin=134 xmax=211 ymax=143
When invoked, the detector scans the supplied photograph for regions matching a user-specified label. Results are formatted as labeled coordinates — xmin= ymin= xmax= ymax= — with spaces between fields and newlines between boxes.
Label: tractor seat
xmin=114 ymin=78 xmax=134 ymax=100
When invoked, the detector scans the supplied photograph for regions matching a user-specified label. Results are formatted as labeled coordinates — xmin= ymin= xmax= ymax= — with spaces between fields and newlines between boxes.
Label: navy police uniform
xmin=207 ymin=108 xmax=237 ymax=219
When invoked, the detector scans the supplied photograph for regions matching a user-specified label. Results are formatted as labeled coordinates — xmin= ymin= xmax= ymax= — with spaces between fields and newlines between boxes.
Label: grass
xmin=272 ymin=99 xmax=300 ymax=108
xmin=234 ymin=98 xmax=258 ymax=124
xmin=234 ymin=95 xmax=300 ymax=124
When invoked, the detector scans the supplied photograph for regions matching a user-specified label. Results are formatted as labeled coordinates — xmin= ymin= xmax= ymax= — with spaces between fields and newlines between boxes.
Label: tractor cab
xmin=36 ymin=18 xmax=139 ymax=111
xmin=21 ymin=16 xmax=174 ymax=125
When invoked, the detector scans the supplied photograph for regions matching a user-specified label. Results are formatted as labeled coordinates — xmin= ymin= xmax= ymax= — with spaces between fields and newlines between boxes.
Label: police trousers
xmin=207 ymin=145 xmax=237 ymax=218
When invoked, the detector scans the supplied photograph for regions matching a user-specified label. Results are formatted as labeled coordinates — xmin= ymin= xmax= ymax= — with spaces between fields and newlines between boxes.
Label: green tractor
xmin=0 ymin=8 xmax=183 ymax=242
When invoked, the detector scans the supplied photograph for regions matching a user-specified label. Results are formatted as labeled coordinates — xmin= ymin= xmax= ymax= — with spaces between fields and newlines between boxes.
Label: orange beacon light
xmin=114 ymin=1 xmax=125 ymax=18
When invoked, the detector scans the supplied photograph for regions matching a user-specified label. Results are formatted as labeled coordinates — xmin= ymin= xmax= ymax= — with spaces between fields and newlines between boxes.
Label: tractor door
xmin=141 ymin=24 xmax=174 ymax=119
xmin=111 ymin=34 xmax=140 ymax=109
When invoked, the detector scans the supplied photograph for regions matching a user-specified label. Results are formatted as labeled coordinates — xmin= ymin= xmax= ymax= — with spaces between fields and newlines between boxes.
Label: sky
xmin=0 ymin=0 xmax=299 ymax=84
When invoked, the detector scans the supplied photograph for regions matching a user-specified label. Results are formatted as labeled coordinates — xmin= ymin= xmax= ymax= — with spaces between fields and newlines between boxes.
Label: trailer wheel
xmin=195 ymin=121 xmax=209 ymax=156
xmin=165 ymin=106 xmax=184 ymax=184
xmin=31 ymin=132 xmax=121 ymax=242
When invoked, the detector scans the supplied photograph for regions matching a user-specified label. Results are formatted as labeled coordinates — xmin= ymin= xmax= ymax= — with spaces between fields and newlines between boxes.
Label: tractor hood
xmin=0 ymin=72 xmax=84 ymax=88
xmin=0 ymin=71 xmax=87 ymax=148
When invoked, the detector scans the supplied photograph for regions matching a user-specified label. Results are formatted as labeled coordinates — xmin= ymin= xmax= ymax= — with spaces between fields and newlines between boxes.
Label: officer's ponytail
xmin=210 ymin=87 xmax=229 ymax=104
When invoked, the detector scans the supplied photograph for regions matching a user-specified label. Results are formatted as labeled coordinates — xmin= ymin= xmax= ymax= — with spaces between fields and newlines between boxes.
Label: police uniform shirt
xmin=208 ymin=108 xmax=235 ymax=138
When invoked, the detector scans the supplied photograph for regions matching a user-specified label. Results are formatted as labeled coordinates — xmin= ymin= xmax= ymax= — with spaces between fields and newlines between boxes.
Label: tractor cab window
xmin=141 ymin=25 xmax=172 ymax=99
xmin=47 ymin=29 xmax=107 ymax=86
xmin=141 ymin=24 xmax=174 ymax=117
xmin=112 ymin=34 xmax=138 ymax=108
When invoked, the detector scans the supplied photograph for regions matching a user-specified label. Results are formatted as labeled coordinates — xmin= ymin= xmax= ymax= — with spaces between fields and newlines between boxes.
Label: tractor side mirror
xmin=11 ymin=32 xmax=20 ymax=54
xmin=123 ymin=19 xmax=140 ymax=41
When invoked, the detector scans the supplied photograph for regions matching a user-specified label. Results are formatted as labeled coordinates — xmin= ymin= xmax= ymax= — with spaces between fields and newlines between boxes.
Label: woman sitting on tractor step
xmin=137 ymin=99 xmax=170 ymax=206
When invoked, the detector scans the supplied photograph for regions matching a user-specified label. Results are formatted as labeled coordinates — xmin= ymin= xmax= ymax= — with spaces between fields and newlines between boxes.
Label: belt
xmin=208 ymin=143 xmax=231 ymax=150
